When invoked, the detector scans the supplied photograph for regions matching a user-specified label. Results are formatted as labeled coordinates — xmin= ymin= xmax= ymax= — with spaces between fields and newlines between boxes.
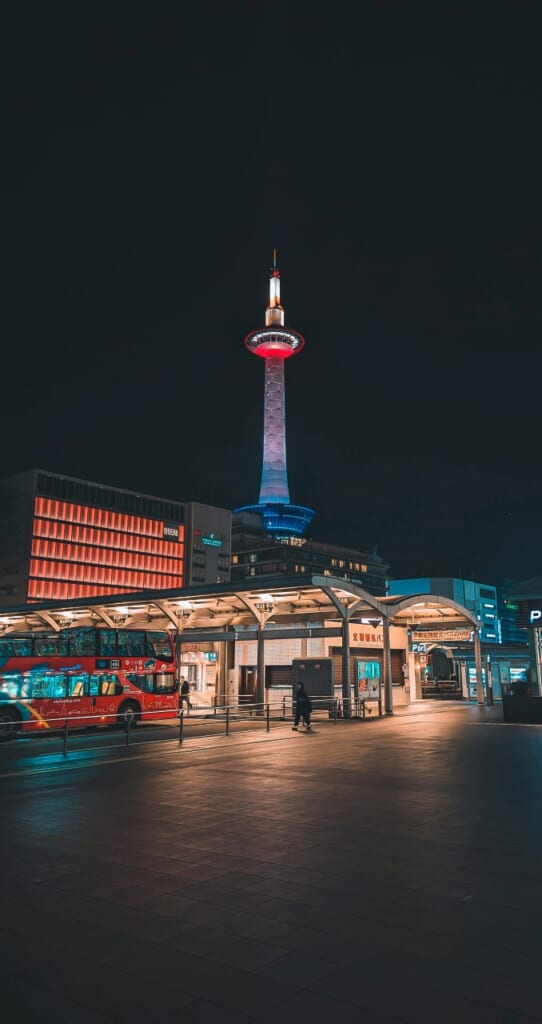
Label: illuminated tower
xmin=236 ymin=252 xmax=315 ymax=536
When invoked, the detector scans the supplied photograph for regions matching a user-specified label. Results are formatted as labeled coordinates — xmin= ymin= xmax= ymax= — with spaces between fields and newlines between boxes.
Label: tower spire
xmin=266 ymin=247 xmax=284 ymax=326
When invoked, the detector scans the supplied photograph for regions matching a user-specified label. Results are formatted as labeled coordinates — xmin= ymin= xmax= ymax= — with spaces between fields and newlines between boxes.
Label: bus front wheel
xmin=117 ymin=701 xmax=140 ymax=729
xmin=0 ymin=708 xmax=21 ymax=741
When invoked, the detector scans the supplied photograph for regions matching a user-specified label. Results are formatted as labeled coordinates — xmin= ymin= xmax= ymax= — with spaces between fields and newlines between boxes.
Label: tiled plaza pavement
xmin=2 ymin=702 xmax=542 ymax=1023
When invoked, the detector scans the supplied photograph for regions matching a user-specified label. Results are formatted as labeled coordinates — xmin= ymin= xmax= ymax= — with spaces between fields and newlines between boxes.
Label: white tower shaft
xmin=259 ymin=356 xmax=290 ymax=503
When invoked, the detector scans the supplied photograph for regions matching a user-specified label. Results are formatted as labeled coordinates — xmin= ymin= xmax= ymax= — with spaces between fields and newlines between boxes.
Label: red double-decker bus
xmin=0 ymin=626 xmax=179 ymax=740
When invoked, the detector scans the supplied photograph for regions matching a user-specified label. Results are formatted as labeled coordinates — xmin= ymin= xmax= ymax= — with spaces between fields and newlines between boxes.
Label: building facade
xmin=388 ymin=576 xmax=500 ymax=642
xmin=0 ymin=470 xmax=231 ymax=605
xmin=232 ymin=510 xmax=388 ymax=596
xmin=388 ymin=576 xmax=528 ymax=699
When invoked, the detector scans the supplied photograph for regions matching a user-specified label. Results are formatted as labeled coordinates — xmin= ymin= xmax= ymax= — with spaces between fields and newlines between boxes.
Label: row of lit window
xmin=33 ymin=517 xmax=184 ymax=556
xmin=28 ymin=580 xmax=145 ymax=601
xmin=29 ymin=559 xmax=183 ymax=590
xmin=240 ymin=552 xmax=368 ymax=573
xmin=31 ymin=539 xmax=183 ymax=575
xmin=34 ymin=497 xmax=183 ymax=540
xmin=331 ymin=558 xmax=368 ymax=572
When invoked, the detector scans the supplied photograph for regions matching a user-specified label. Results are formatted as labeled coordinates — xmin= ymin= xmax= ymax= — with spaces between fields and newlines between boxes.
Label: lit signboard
xmin=163 ymin=524 xmax=179 ymax=540
xmin=529 ymin=610 xmax=542 ymax=624
xmin=349 ymin=626 xmax=383 ymax=648
xmin=202 ymin=533 xmax=222 ymax=548
xmin=411 ymin=629 xmax=473 ymax=642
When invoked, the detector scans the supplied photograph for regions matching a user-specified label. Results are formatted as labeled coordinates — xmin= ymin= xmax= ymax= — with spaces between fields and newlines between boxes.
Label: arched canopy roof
xmin=0 ymin=576 xmax=479 ymax=636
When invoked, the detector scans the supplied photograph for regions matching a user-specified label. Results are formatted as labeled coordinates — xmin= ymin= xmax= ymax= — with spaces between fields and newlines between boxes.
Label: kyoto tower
xmin=236 ymin=251 xmax=315 ymax=536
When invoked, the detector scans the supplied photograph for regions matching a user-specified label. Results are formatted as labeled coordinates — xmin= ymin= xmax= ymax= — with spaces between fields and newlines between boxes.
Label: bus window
xmin=1 ymin=672 xmax=28 ymax=699
xmin=14 ymin=639 xmax=32 ymax=656
xmin=57 ymin=636 xmax=69 ymax=656
xmin=155 ymin=673 xmax=177 ymax=694
xmin=0 ymin=638 xmax=33 ymax=657
xmin=99 ymin=674 xmax=122 ymax=696
xmin=35 ymin=637 xmax=59 ymax=656
xmin=67 ymin=674 xmax=89 ymax=697
xmin=30 ymin=674 xmax=68 ymax=699
xmin=89 ymin=675 xmax=100 ymax=697
xmin=126 ymin=672 xmax=176 ymax=694
xmin=126 ymin=673 xmax=153 ymax=693
xmin=98 ymin=631 xmax=116 ymax=656
xmin=146 ymin=631 xmax=174 ymax=661
xmin=118 ymin=631 xmax=146 ymax=658
xmin=68 ymin=629 xmax=96 ymax=657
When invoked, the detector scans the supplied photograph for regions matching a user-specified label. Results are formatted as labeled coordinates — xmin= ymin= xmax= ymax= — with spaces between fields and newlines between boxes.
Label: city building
xmin=0 ymin=469 xmax=231 ymax=605
xmin=507 ymin=576 xmax=542 ymax=695
xmin=388 ymin=575 xmax=528 ymax=698
xmin=232 ymin=510 xmax=388 ymax=596
xmin=494 ymin=577 xmax=525 ymax=645
xmin=388 ymin=576 xmax=500 ymax=642
xmin=234 ymin=252 xmax=315 ymax=537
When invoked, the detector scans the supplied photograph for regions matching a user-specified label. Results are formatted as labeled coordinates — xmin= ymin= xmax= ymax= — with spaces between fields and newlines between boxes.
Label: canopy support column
xmin=256 ymin=625 xmax=265 ymax=710
xmin=473 ymin=628 xmax=484 ymax=704
xmin=382 ymin=617 xmax=393 ymax=714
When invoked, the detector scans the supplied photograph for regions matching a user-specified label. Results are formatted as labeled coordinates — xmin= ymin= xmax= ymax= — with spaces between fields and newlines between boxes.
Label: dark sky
xmin=4 ymin=7 xmax=542 ymax=584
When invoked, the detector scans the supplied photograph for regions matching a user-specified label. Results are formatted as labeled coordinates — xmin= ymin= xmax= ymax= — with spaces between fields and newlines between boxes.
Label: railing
xmin=0 ymin=693 xmax=383 ymax=755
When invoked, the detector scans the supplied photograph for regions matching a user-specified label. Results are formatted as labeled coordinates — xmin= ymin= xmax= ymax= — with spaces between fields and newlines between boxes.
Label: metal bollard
xmin=226 ymin=707 xmax=230 ymax=736
xmin=334 ymin=698 xmax=338 ymax=723
xmin=179 ymin=710 xmax=184 ymax=745
xmin=282 ymin=695 xmax=286 ymax=719
xmin=266 ymin=703 xmax=270 ymax=732
xmin=63 ymin=719 xmax=69 ymax=756
xmin=125 ymin=715 xmax=131 ymax=747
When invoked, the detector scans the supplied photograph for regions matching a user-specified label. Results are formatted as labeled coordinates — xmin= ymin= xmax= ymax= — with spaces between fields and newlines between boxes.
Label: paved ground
xmin=2 ymin=701 xmax=542 ymax=1023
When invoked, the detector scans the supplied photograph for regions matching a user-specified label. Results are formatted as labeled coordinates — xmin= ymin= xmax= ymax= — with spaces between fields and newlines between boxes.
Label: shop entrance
xmin=239 ymin=666 xmax=256 ymax=705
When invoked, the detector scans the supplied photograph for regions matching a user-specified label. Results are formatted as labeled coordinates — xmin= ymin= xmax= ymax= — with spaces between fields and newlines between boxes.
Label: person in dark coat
xmin=292 ymin=680 xmax=312 ymax=730
xmin=179 ymin=677 xmax=192 ymax=711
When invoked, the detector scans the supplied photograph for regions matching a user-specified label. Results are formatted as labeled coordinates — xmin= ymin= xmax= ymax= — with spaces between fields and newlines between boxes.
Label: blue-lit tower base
xmin=235 ymin=501 xmax=315 ymax=538
xmin=235 ymin=251 xmax=315 ymax=539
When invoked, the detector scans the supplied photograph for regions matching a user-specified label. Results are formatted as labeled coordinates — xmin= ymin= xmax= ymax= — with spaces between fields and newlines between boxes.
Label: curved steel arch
xmin=383 ymin=593 xmax=479 ymax=628
xmin=310 ymin=575 xmax=389 ymax=617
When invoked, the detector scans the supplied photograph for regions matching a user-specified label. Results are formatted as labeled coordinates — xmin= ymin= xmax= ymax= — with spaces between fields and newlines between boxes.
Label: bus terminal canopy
xmin=0 ymin=576 xmax=479 ymax=637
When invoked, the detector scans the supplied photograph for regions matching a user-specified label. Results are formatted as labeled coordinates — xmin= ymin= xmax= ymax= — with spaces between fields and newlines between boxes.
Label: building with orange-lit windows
xmin=0 ymin=470 xmax=231 ymax=605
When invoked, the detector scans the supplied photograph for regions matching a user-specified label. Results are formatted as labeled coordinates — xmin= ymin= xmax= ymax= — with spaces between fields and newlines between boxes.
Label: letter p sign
xmin=530 ymin=609 xmax=542 ymax=624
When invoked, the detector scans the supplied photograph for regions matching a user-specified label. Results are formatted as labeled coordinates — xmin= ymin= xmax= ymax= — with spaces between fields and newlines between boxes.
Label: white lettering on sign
xmin=411 ymin=629 xmax=473 ymax=642
xmin=163 ymin=524 xmax=179 ymax=540
xmin=529 ymin=610 xmax=542 ymax=624
xmin=349 ymin=626 xmax=383 ymax=648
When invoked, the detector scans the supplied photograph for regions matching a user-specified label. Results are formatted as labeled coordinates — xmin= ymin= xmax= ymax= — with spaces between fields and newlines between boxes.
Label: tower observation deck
xmin=235 ymin=252 xmax=315 ymax=537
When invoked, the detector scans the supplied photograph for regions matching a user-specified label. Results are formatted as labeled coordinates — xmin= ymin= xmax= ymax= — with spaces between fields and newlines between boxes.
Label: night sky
xmin=4 ymin=8 xmax=542 ymax=585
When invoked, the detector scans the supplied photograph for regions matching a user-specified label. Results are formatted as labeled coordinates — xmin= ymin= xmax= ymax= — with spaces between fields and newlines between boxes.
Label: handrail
xmin=0 ymin=693 xmax=383 ymax=753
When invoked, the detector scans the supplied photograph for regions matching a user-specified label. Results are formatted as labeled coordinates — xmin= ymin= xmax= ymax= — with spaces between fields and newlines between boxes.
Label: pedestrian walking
xmin=179 ymin=677 xmax=192 ymax=712
xmin=292 ymin=680 xmax=312 ymax=730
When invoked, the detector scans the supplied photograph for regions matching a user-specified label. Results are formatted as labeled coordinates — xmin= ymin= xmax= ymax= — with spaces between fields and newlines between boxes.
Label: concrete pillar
xmin=342 ymin=613 xmax=351 ymax=718
xmin=382 ymin=618 xmax=393 ymax=714
xmin=473 ymin=629 xmax=484 ymax=704
xmin=256 ymin=625 xmax=265 ymax=709
xmin=528 ymin=628 xmax=541 ymax=696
